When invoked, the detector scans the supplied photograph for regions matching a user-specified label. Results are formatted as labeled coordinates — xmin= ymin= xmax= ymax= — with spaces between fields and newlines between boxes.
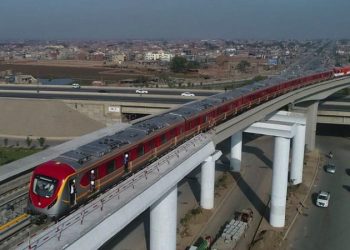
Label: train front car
xmin=28 ymin=160 xmax=75 ymax=219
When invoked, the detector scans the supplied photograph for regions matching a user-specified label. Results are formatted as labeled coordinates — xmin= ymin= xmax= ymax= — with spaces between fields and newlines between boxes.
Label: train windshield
xmin=33 ymin=175 xmax=57 ymax=198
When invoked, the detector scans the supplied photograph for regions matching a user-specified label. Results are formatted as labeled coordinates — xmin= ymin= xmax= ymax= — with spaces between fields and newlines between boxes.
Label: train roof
xmin=185 ymin=98 xmax=223 ymax=111
xmin=40 ymin=62 xmax=339 ymax=172
xmin=51 ymin=113 xmax=185 ymax=170
xmin=132 ymin=113 xmax=184 ymax=134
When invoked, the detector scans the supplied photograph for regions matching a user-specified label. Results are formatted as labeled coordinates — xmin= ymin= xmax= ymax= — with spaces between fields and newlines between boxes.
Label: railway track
xmin=0 ymin=214 xmax=51 ymax=250
xmin=0 ymin=173 xmax=35 ymax=248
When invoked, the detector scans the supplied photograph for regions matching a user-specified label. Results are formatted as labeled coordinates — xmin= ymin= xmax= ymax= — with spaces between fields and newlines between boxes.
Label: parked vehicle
xmin=188 ymin=236 xmax=211 ymax=250
xmin=316 ymin=191 xmax=330 ymax=207
xmin=211 ymin=208 xmax=253 ymax=250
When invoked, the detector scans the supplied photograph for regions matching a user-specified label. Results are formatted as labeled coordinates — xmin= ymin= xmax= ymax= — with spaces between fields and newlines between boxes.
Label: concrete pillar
xmin=305 ymin=101 xmax=319 ymax=151
xmin=270 ymin=136 xmax=290 ymax=228
xmin=290 ymin=125 xmax=306 ymax=185
xmin=230 ymin=132 xmax=242 ymax=172
xmin=200 ymin=156 xmax=215 ymax=209
xmin=150 ymin=186 xmax=177 ymax=250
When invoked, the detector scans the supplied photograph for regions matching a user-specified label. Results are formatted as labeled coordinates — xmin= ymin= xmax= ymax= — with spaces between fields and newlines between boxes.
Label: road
xmin=0 ymin=84 xmax=219 ymax=96
xmin=0 ymin=91 xmax=194 ymax=104
xmin=100 ymin=135 xmax=274 ymax=250
xmin=286 ymin=135 xmax=350 ymax=250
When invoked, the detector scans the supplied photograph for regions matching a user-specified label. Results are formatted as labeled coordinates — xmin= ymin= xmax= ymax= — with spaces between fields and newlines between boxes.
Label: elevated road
xmin=0 ymin=84 xmax=219 ymax=97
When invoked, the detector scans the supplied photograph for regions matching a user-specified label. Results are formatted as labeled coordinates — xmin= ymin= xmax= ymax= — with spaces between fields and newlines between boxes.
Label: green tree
xmin=236 ymin=60 xmax=251 ymax=73
xmin=170 ymin=56 xmax=188 ymax=73
xmin=37 ymin=137 xmax=46 ymax=148
xmin=26 ymin=136 xmax=32 ymax=147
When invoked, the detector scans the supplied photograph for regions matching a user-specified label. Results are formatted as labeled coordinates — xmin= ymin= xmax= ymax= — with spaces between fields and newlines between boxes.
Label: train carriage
xmin=28 ymin=65 xmax=350 ymax=219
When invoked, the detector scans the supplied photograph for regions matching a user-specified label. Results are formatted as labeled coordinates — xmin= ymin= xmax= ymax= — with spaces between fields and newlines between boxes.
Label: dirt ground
xmin=0 ymin=98 xmax=105 ymax=139
xmin=0 ymin=63 xmax=146 ymax=82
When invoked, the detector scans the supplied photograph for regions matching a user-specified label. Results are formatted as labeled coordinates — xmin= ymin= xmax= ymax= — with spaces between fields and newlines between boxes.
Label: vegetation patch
xmin=0 ymin=147 xmax=41 ymax=166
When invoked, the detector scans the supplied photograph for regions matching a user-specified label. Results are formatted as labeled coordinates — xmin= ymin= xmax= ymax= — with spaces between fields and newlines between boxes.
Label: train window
xmin=33 ymin=175 xmax=57 ymax=198
xmin=149 ymin=140 xmax=155 ymax=149
xmin=138 ymin=145 xmax=144 ymax=156
xmin=161 ymin=134 xmax=167 ymax=144
xmin=106 ymin=160 xmax=115 ymax=174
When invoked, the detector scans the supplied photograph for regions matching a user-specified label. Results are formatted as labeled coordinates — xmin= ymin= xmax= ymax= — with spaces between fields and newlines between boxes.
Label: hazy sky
xmin=1 ymin=0 xmax=350 ymax=40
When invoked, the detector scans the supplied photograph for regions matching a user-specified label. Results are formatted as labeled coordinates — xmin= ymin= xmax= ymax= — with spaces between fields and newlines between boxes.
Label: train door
xmin=69 ymin=179 xmax=77 ymax=206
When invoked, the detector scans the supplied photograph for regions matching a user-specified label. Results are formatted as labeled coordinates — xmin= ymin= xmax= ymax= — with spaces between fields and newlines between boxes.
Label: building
xmin=14 ymin=74 xmax=38 ymax=84
xmin=144 ymin=51 xmax=174 ymax=62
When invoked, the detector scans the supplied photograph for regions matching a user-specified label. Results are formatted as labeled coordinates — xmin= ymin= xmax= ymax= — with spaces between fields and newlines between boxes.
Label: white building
xmin=144 ymin=51 xmax=174 ymax=62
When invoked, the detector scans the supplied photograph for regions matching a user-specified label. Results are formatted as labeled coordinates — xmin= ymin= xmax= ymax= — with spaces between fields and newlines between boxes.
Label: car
xmin=98 ymin=89 xmax=108 ymax=93
xmin=181 ymin=92 xmax=195 ymax=97
xmin=72 ymin=83 xmax=81 ymax=89
xmin=136 ymin=89 xmax=148 ymax=94
xmin=324 ymin=163 xmax=336 ymax=174
xmin=316 ymin=191 xmax=330 ymax=207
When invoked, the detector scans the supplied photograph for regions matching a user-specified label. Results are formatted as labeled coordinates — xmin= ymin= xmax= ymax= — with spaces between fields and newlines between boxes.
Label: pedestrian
xmin=124 ymin=153 xmax=129 ymax=172
xmin=70 ymin=179 xmax=77 ymax=205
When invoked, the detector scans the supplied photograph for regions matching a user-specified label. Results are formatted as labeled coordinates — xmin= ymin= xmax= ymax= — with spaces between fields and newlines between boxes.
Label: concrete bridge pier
xmin=230 ymin=132 xmax=242 ymax=172
xmin=305 ymin=101 xmax=319 ymax=151
xmin=270 ymin=136 xmax=290 ymax=227
xmin=245 ymin=118 xmax=298 ymax=228
xmin=268 ymin=111 xmax=307 ymax=185
xmin=200 ymin=150 xmax=222 ymax=209
xmin=290 ymin=124 xmax=306 ymax=185
xmin=150 ymin=186 xmax=177 ymax=250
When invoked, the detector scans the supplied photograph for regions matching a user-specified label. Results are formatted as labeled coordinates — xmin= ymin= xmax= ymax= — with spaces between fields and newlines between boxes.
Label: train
xmin=27 ymin=65 xmax=350 ymax=219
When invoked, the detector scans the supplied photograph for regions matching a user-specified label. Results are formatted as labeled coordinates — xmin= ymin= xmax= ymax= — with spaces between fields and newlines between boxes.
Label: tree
xmin=37 ymin=137 xmax=46 ymax=148
xmin=26 ymin=136 xmax=32 ymax=147
xmin=170 ymin=56 xmax=188 ymax=73
xmin=236 ymin=60 xmax=251 ymax=73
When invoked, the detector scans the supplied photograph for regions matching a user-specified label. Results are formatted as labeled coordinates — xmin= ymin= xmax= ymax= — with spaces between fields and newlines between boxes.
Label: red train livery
xmin=27 ymin=66 xmax=350 ymax=219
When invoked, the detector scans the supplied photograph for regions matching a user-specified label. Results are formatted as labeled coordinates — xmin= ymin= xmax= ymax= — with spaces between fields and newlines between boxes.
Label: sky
xmin=1 ymin=0 xmax=350 ymax=40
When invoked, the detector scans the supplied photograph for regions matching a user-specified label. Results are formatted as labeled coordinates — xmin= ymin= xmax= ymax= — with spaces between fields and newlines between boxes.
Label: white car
xmin=136 ymin=89 xmax=148 ymax=94
xmin=72 ymin=83 xmax=81 ymax=89
xmin=324 ymin=163 xmax=336 ymax=174
xmin=316 ymin=191 xmax=330 ymax=207
xmin=181 ymin=92 xmax=195 ymax=97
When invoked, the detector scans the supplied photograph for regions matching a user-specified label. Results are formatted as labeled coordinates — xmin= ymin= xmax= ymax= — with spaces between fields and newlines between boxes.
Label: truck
xmin=211 ymin=208 xmax=253 ymax=250
xmin=188 ymin=236 xmax=212 ymax=250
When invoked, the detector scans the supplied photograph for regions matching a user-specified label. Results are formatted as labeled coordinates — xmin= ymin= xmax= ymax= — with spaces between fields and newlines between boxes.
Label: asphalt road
xmin=286 ymin=135 xmax=350 ymax=250
xmin=0 ymin=91 xmax=194 ymax=104
xmin=0 ymin=85 xmax=218 ymax=96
